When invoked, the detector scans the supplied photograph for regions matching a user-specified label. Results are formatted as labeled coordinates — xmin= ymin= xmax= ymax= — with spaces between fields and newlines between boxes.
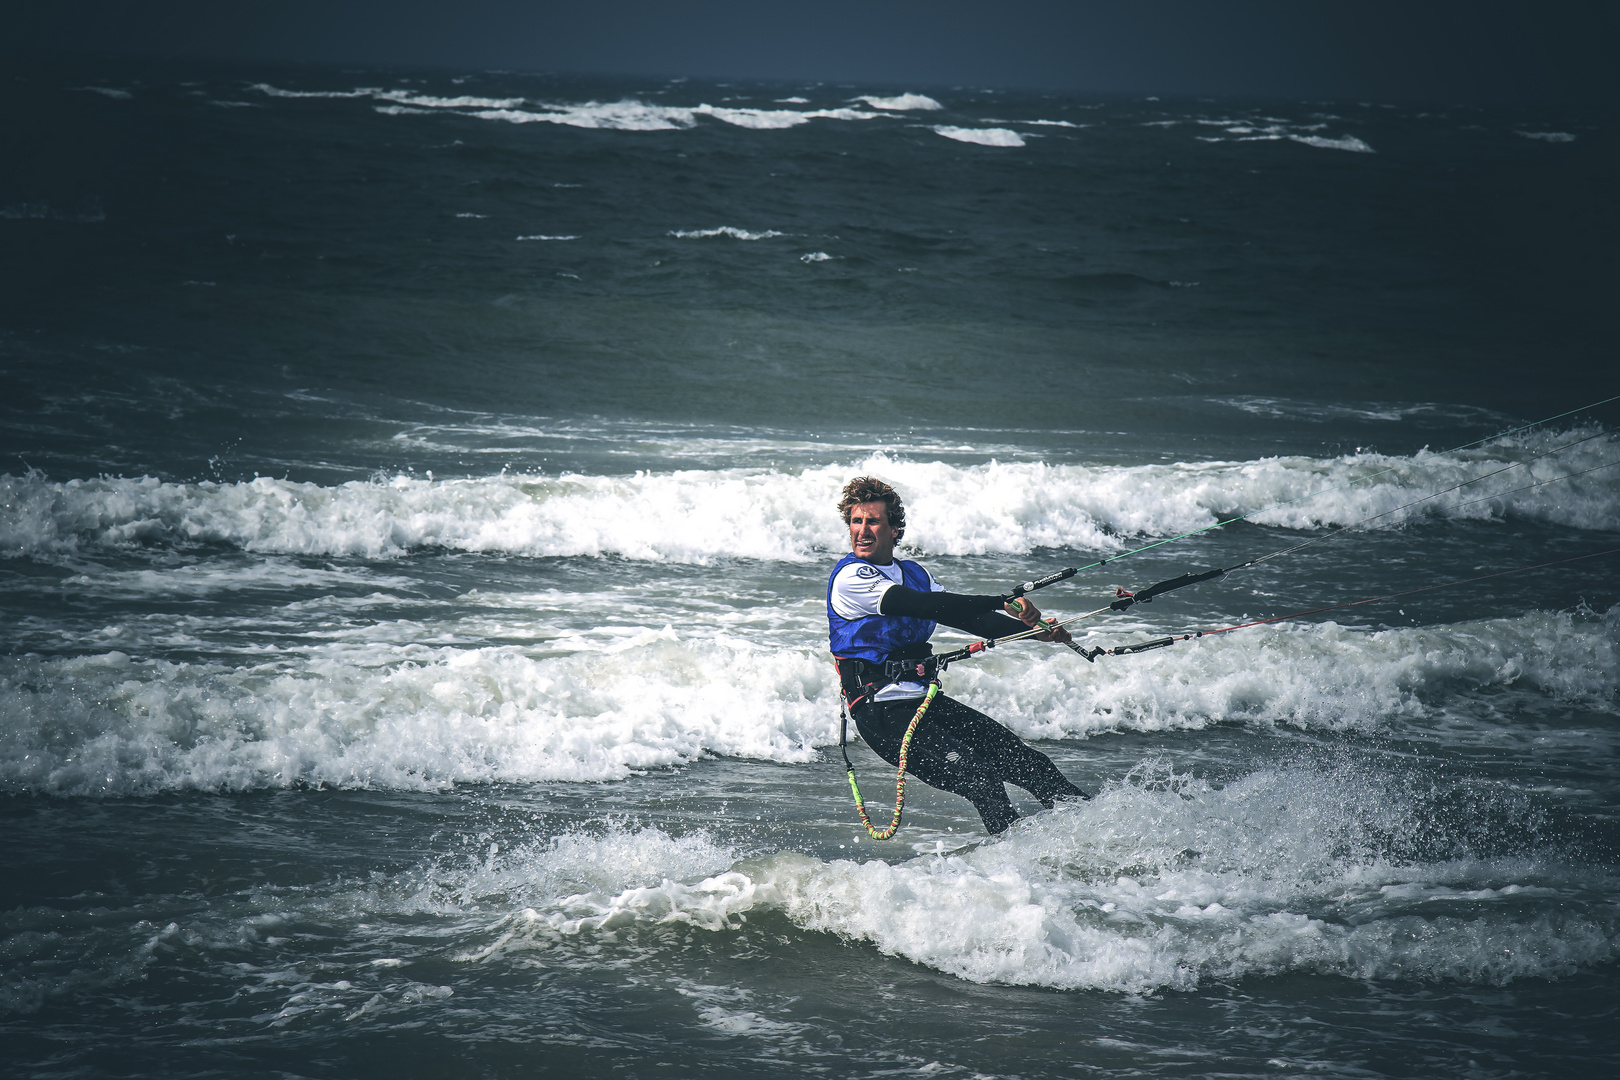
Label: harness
xmin=832 ymin=643 xmax=938 ymax=710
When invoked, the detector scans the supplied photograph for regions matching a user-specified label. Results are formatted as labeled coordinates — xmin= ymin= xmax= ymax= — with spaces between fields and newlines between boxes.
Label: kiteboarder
xmin=829 ymin=475 xmax=1089 ymax=834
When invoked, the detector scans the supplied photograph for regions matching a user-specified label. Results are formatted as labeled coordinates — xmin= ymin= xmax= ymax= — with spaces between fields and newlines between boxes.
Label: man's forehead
xmin=850 ymin=501 xmax=890 ymax=520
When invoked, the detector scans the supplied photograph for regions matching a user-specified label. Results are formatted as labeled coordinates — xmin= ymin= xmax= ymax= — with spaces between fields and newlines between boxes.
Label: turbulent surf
xmin=3 ymin=59 xmax=1616 ymax=1079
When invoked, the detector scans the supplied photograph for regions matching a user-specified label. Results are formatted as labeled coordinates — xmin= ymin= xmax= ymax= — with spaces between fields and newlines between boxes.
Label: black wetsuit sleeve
xmin=879 ymin=586 xmax=1028 ymax=639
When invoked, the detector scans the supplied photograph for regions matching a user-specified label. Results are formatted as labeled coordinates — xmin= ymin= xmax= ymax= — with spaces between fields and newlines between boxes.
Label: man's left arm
xmin=879 ymin=587 xmax=1068 ymax=642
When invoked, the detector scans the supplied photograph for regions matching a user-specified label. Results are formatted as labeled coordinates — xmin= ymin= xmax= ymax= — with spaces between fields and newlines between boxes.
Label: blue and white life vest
xmin=826 ymin=553 xmax=937 ymax=663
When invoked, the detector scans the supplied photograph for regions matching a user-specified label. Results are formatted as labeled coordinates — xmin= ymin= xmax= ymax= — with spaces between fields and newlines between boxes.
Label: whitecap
xmin=468 ymin=101 xmax=696 ymax=131
xmin=374 ymin=90 xmax=527 ymax=109
xmin=469 ymin=100 xmax=877 ymax=132
xmin=856 ymin=93 xmax=943 ymax=111
xmin=695 ymin=104 xmax=878 ymax=129
xmin=668 ymin=227 xmax=784 ymax=240
xmin=1516 ymin=131 xmax=1576 ymax=143
xmin=932 ymin=126 xmax=1026 ymax=147
xmin=1288 ymin=134 xmax=1375 ymax=153
xmin=744 ymin=770 xmax=1620 ymax=990
xmin=57 ymin=559 xmax=420 ymax=600
xmin=4 ymin=600 xmax=1615 ymax=798
xmin=799 ymin=252 xmax=834 ymax=263
xmin=251 ymin=83 xmax=382 ymax=99
xmin=514 ymin=234 xmax=578 ymax=241
xmin=984 ymin=117 xmax=1084 ymax=129
xmin=248 ymin=83 xmax=884 ymax=133
xmin=4 ymin=434 xmax=1616 ymax=563
xmin=0 ymin=634 xmax=838 ymax=795
xmin=417 ymin=779 xmax=1620 ymax=993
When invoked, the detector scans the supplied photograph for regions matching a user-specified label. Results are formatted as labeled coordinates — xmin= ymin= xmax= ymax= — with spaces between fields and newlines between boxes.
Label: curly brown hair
xmin=837 ymin=476 xmax=906 ymax=540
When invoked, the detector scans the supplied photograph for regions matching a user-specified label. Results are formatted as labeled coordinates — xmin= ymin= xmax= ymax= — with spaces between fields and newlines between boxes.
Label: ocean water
xmin=2 ymin=60 xmax=1618 ymax=1078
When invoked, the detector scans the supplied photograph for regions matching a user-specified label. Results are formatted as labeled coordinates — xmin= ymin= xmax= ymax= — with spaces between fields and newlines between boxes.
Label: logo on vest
xmin=854 ymin=564 xmax=882 ymax=580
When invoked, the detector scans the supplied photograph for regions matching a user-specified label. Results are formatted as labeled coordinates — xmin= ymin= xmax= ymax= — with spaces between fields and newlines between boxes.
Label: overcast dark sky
xmin=11 ymin=1 xmax=1620 ymax=105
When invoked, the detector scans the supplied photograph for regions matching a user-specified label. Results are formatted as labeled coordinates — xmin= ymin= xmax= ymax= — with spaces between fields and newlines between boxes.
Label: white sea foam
xmin=1516 ymin=131 xmax=1576 ymax=143
xmin=4 ymin=435 xmax=1616 ymax=563
xmin=478 ymin=99 xmax=877 ymax=131
xmin=514 ymin=234 xmax=577 ymax=241
xmin=251 ymin=83 xmax=382 ymax=99
xmin=856 ymin=94 xmax=943 ymax=111
xmin=374 ymin=91 xmax=527 ymax=109
xmin=1190 ymin=116 xmax=1374 ymax=154
xmin=467 ymin=101 xmax=692 ymax=131
xmin=975 ymin=607 xmax=1620 ymax=742
xmin=705 ymin=104 xmax=879 ymax=129
xmin=2 ymin=606 xmax=1613 ymax=797
xmin=1210 ymin=396 xmax=1505 ymax=425
xmin=417 ymin=776 xmax=1618 ymax=992
xmin=382 ymin=826 xmax=741 ymax=917
xmin=759 ymin=771 xmax=1619 ymax=989
xmin=248 ymin=85 xmax=700 ymax=131
xmin=932 ymin=126 xmax=1026 ymax=147
xmin=1289 ymin=134 xmax=1375 ymax=153
xmin=799 ymin=252 xmax=834 ymax=263
xmin=55 ymin=557 xmax=421 ymax=600
xmin=668 ymin=227 xmax=784 ymax=240
xmin=464 ymin=100 xmax=879 ymax=131
xmin=0 ymin=632 xmax=835 ymax=796
xmin=245 ymin=82 xmax=915 ymax=134
xmin=694 ymin=106 xmax=808 ymax=130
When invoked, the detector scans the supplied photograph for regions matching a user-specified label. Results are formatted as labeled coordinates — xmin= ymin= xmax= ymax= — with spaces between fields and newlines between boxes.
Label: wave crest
xmin=5 ymin=433 xmax=1615 ymax=562
xmin=393 ymin=773 xmax=1617 ymax=992
xmin=2 ymin=607 xmax=1612 ymax=797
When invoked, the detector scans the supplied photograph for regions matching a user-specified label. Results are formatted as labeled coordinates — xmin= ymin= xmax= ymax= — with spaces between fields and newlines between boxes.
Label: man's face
xmin=847 ymin=500 xmax=899 ymax=564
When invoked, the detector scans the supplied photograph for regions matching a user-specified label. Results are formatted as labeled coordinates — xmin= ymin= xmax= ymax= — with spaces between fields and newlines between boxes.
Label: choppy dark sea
xmin=2 ymin=58 xmax=1618 ymax=1078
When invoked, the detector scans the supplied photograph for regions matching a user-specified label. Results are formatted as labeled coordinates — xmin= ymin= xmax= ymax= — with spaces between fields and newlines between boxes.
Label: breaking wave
xmin=3 ymin=607 xmax=1613 ymax=797
xmin=932 ymin=125 xmax=1026 ymax=147
xmin=856 ymin=94 xmax=943 ymax=111
xmin=248 ymin=83 xmax=885 ymax=132
xmin=668 ymin=227 xmax=784 ymax=240
xmin=5 ymin=432 xmax=1616 ymax=562
xmin=378 ymin=771 xmax=1619 ymax=993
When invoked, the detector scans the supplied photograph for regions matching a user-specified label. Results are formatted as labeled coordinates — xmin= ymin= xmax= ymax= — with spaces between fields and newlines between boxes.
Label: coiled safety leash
xmin=840 ymin=681 xmax=939 ymax=840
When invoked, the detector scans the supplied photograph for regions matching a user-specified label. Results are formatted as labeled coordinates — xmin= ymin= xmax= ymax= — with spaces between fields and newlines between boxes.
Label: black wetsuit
xmin=845 ymin=585 xmax=1087 ymax=834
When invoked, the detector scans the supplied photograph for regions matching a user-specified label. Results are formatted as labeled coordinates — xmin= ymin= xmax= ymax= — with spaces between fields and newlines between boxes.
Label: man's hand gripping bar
xmin=935 ymin=608 xmax=1104 ymax=671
